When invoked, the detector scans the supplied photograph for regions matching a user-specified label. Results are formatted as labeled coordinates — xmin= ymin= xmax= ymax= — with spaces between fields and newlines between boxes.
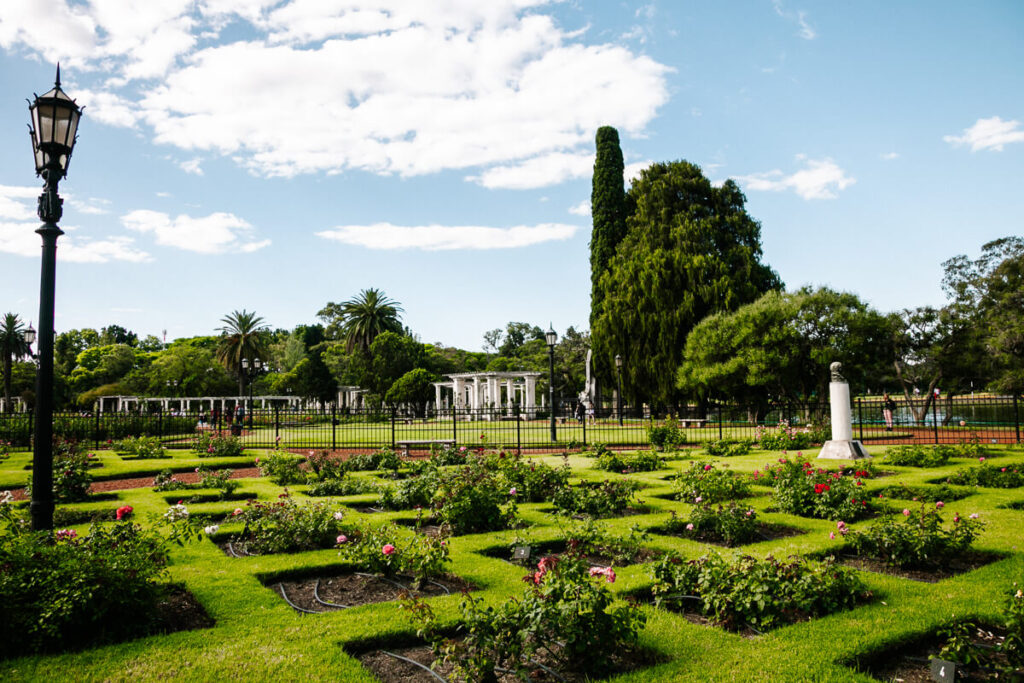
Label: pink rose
xmin=382 ymin=544 xmax=396 ymax=556
xmin=509 ymin=487 xmax=517 ymax=496
xmin=703 ymin=464 xmax=712 ymax=471
xmin=686 ymin=523 xmax=694 ymax=531
xmin=829 ymin=532 xmax=835 ymax=540
xmin=936 ymin=501 xmax=945 ymax=509
xmin=336 ymin=535 xmax=348 ymax=544
xmin=969 ymin=513 xmax=979 ymax=519
xmin=116 ymin=505 xmax=133 ymax=520
xmin=902 ymin=509 xmax=910 ymax=516
xmin=232 ymin=508 xmax=243 ymax=516
xmin=694 ymin=496 xmax=703 ymax=503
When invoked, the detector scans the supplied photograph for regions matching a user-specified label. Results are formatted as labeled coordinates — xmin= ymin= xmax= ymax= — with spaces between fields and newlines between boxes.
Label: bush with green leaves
xmin=404 ymin=552 xmax=646 ymax=680
xmin=648 ymin=419 xmax=683 ymax=451
xmin=595 ymin=449 xmax=663 ymax=473
xmin=257 ymin=449 xmax=306 ymax=486
xmin=760 ymin=458 xmax=873 ymax=521
xmin=0 ymin=440 xmax=12 ymax=460
xmin=336 ymin=522 xmax=450 ymax=588
xmin=153 ymin=467 xmax=239 ymax=500
xmin=428 ymin=443 xmax=468 ymax=466
xmin=845 ymin=502 xmax=985 ymax=568
xmin=551 ymin=479 xmax=641 ymax=517
xmin=664 ymin=502 xmax=760 ymax=547
xmin=230 ymin=494 xmax=348 ymax=555
xmin=881 ymin=444 xmax=951 ymax=468
xmin=192 ymin=432 xmax=244 ymax=458
xmin=937 ymin=586 xmax=1024 ymax=675
xmin=111 ymin=435 xmax=167 ymax=459
xmin=556 ymin=518 xmax=652 ymax=565
xmin=0 ymin=518 xmax=174 ymax=657
xmin=672 ymin=461 xmax=750 ymax=504
xmin=490 ymin=451 xmax=570 ymax=502
xmin=703 ymin=439 xmax=754 ymax=457
xmin=25 ymin=438 xmax=93 ymax=503
xmin=755 ymin=419 xmax=824 ymax=451
xmin=874 ymin=483 xmax=967 ymax=503
xmin=377 ymin=462 xmax=441 ymax=510
xmin=432 ymin=456 xmax=518 ymax=533
xmin=946 ymin=462 xmax=1024 ymax=488
xmin=649 ymin=551 xmax=869 ymax=630
xmin=346 ymin=447 xmax=403 ymax=473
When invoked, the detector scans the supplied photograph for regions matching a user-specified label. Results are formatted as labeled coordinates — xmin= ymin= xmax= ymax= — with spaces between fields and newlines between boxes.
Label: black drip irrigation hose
xmin=313 ymin=579 xmax=350 ymax=609
xmin=356 ymin=572 xmax=410 ymax=593
xmin=379 ymin=651 xmax=447 ymax=682
xmin=226 ymin=542 xmax=244 ymax=558
xmin=278 ymin=584 xmax=323 ymax=615
xmin=425 ymin=578 xmax=451 ymax=595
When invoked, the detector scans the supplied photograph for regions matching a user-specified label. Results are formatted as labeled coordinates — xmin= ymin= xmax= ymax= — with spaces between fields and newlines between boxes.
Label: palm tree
xmin=340 ymin=288 xmax=404 ymax=352
xmin=216 ymin=310 xmax=270 ymax=395
xmin=0 ymin=313 xmax=30 ymax=413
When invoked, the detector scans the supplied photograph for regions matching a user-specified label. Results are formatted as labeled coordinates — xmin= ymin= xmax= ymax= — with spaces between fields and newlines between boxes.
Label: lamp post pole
xmin=615 ymin=354 xmax=623 ymax=427
xmin=241 ymin=358 xmax=262 ymax=431
xmin=28 ymin=67 xmax=82 ymax=531
xmin=545 ymin=325 xmax=557 ymax=443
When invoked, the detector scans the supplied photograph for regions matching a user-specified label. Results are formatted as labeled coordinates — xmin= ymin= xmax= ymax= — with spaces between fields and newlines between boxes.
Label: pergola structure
xmin=95 ymin=395 xmax=305 ymax=413
xmin=432 ymin=371 xmax=542 ymax=419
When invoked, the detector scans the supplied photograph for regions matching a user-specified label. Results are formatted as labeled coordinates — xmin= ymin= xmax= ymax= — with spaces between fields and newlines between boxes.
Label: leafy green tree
xmin=678 ymin=289 xmax=891 ymax=412
xmin=68 ymin=344 xmax=147 ymax=396
xmin=593 ymin=161 xmax=781 ymax=404
xmin=318 ymin=288 xmax=403 ymax=352
xmin=54 ymin=328 xmax=99 ymax=376
xmin=126 ymin=345 xmax=233 ymax=397
xmin=590 ymin=126 xmax=629 ymax=334
xmin=497 ymin=322 xmax=543 ymax=357
xmin=363 ymin=331 xmax=424 ymax=397
xmin=99 ymin=324 xmax=138 ymax=347
xmin=137 ymin=335 xmax=164 ymax=352
xmin=216 ymin=310 xmax=270 ymax=395
xmin=1 ymin=314 xmax=31 ymax=413
xmin=385 ymin=368 xmax=436 ymax=415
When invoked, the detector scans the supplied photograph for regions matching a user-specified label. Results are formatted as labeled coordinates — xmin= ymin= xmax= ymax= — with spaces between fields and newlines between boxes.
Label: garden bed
xmin=481 ymin=539 xmax=658 ymax=567
xmin=834 ymin=550 xmax=1006 ymax=583
xmin=267 ymin=572 xmax=473 ymax=614
xmin=649 ymin=521 xmax=804 ymax=547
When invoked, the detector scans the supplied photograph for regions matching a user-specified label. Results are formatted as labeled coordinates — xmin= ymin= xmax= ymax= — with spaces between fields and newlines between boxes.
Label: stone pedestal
xmin=818 ymin=374 xmax=871 ymax=460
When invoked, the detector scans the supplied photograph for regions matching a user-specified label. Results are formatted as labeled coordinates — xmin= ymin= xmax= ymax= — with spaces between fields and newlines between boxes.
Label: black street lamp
xmin=615 ymin=354 xmax=623 ymax=427
xmin=545 ymin=325 xmax=557 ymax=442
xmin=27 ymin=66 xmax=82 ymax=531
xmin=241 ymin=358 xmax=263 ymax=430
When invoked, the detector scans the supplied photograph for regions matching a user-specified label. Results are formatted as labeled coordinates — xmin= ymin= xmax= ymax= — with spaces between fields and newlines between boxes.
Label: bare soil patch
xmin=836 ymin=550 xmax=1004 ymax=583
xmin=857 ymin=625 xmax=1021 ymax=682
xmin=268 ymin=572 xmax=473 ymax=614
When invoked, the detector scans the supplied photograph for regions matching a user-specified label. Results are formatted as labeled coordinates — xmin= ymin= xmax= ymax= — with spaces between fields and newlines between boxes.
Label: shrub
xmin=111 ymin=435 xmax=167 ymax=459
xmin=648 ymin=419 xmax=683 ymax=451
xmin=845 ymin=503 xmax=984 ymax=568
xmin=347 ymin=448 xmax=403 ymax=473
xmin=490 ymin=451 xmax=569 ymax=502
xmin=230 ymin=494 xmax=348 ymax=554
xmin=192 ymin=432 xmax=244 ymax=458
xmin=432 ymin=457 xmax=517 ymax=533
xmin=0 ymin=519 xmax=173 ymax=657
xmin=25 ymin=438 xmax=92 ymax=503
xmin=377 ymin=462 xmax=441 ymax=510
xmin=937 ymin=585 xmax=1024 ymax=674
xmin=755 ymin=419 xmax=822 ymax=451
xmin=307 ymin=477 xmax=378 ymax=497
xmin=703 ymin=439 xmax=754 ymax=457
xmin=595 ymin=449 xmax=664 ymax=473
xmin=760 ymin=458 xmax=873 ymax=521
xmin=672 ymin=461 xmax=750 ymax=504
xmin=428 ymin=443 xmax=467 ymax=466
xmin=664 ymin=502 xmax=760 ymax=547
xmin=649 ymin=552 xmax=869 ymax=630
xmin=404 ymin=553 xmax=645 ymax=680
xmin=336 ymin=523 xmax=450 ymax=588
xmin=947 ymin=462 xmax=1024 ymax=488
xmin=874 ymin=483 xmax=965 ymax=503
xmin=0 ymin=440 xmax=12 ymax=460
xmin=257 ymin=449 xmax=305 ymax=486
xmin=551 ymin=479 xmax=641 ymax=517
xmin=557 ymin=518 xmax=652 ymax=565
xmin=881 ymin=444 xmax=951 ymax=468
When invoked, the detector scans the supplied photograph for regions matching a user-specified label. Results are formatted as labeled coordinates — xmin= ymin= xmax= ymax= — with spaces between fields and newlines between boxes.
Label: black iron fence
xmin=1 ymin=394 xmax=1021 ymax=452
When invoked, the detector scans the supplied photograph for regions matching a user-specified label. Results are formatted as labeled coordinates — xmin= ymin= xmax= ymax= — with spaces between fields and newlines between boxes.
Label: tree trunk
xmin=893 ymin=360 xmax=940 ymax=425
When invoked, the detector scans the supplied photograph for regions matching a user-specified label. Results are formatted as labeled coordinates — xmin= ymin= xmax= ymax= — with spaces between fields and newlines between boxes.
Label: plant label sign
xmin=929 ymin=658 xmax=956 ymax=683
xmin=512 ymin=545 xmax=532 ymax=562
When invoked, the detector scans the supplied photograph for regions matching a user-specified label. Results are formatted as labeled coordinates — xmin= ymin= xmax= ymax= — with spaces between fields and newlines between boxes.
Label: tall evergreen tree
xmin=589 ymin=126 xmax=628 ymax=332
xmin=592 ymin=161 xmax=781 ymax=405
xmin=1 ymin=314 xmax=30 ymax=413
xmin=216 ymin=310 xmax=270 ymax=395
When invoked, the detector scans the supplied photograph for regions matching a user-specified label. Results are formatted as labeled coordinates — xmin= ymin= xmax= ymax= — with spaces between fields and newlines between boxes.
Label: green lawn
xmin=1 ymin=443 xmax=1022 ymax=681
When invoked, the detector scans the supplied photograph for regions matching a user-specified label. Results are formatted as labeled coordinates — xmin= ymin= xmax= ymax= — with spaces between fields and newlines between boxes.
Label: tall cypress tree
xmin=589 ymin=126 xmax=627 ymax=332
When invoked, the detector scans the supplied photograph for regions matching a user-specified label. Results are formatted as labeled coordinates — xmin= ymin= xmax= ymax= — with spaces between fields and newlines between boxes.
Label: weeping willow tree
xmin=591 ymin=161 xmax=781 ymax=406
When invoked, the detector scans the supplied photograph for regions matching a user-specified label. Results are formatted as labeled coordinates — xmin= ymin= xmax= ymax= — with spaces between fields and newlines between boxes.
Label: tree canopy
xmin=592 ymin=161 xmax=781 ymax=405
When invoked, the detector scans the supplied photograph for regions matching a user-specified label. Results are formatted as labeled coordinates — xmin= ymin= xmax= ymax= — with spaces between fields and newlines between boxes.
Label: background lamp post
xmin=615 ymin=354 xmax=623 ymax=427
xmin=28 ymin=66 xmax=82 ymax=531
xmin=241 ymin=358 xmax=263 ymax=430
xmin=545 ymin=325 xmax=557 ymax=442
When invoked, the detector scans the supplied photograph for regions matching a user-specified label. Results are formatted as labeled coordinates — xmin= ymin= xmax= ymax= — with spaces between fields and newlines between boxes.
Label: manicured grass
xmin=1 ymin=443 xmax=1023 ymax=681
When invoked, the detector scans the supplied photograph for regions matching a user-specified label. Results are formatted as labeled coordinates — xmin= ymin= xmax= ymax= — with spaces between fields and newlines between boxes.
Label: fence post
xmin=932 ymin=398 xmax=939 ymax=444
xmin=717 ymin=403 xmax=723 ymax=441
xmin=95 ymin=410 xmax=100 ymax=450
xmin=857 ymin=398 xmax=864 ymax=442
xmin=582 ymin=409 xmax=586 ymax=447
xmin=390 ymin=405 xmax=396 ymax=450
xmin=516 ymin=404 xmax=521 ymax=453
xmin=331 ymin=404 xmax=337 ymax=451
xmin=274 ymin=404 xmax=280 ymax=443
xmin=453 ymin=405 xmax=458 ymax=445
xmin=1014 ymin=394 xmax=1020 ymax=445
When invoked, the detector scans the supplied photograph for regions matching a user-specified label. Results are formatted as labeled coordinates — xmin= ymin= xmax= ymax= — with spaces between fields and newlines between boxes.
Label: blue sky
xmin=1 ymin=1 xmax=1022 ymax=350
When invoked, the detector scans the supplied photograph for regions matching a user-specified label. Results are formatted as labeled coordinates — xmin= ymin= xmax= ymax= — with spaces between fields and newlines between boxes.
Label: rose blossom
xmin=382 ymin=544 xmax=396 ymax=555
xmin=969 ymin=513 xmax=979 ymax=519
xmin=333 ymin=511 xmax=345 ymax=521
xmin=686 ymin=523 xmax=694 ymax=531
xmin=204 ymin=524 xmax=219 ymax=535
xmin=903 ymin=509 xmax=911 ymax=516
xmin=336 ymin=535 xmax=348 ymax=544
xmin=936 ymin=501 xmax=945 ymax=509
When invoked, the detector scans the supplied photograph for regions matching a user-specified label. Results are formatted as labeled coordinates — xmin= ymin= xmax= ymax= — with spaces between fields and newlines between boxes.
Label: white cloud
xmin=772 ymin=1 xmax=816 ymax=40
xmin=944 ymin=116 xmax=1024 ymax=152
xmin=469 ymin=152 xmax=594 ymax=189
xmin=316 ymin=222 xmax=577 ymax=251
xmin=0 ymin=221 xmax=151 ymax=263
xmin=880 ymin=152 xmax=900 ymax=160
xmin=178 ymin=158 xmax=204 ymax=176
xmin=734 ymin=157 xmax=854 ymax=200
xmin=66 ymin=196 xmax=112 ymax=215
xmin=0 ymin=1 xmax=670 ymax=188
xmin=624 ymin=161 xmax=652 ymax=185
xmin=121 ymin=209 xmax=270 ymax=254
xmin=0 ymin=185 xmax=39 ymax=221
xmin=568 ymin=200 xmax=590 ymax=216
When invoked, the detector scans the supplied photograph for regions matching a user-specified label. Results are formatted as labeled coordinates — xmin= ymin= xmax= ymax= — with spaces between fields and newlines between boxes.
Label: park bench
xmin=395 ymin=439 xmax=456 ymax=455
xmin=678 ymin=418 xmax=707 ymax=428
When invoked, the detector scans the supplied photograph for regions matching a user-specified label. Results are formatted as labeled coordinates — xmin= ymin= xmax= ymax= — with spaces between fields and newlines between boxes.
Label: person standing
xmin=882 ymin=392 xmax=896 ymax=431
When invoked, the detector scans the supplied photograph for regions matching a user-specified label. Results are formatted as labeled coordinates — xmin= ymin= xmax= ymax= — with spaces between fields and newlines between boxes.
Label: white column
xmin=505 ymin=379 xmax=513 ymax=414
xmin=471 ymin=377 xmax=481 ymax=411
xmin=524 ymin=376 xmax=537 ymax=414
xmin=434 ymin=383 xmax=442 ymax=410
xmin=452 ymin=378 xmax=465 ymax=409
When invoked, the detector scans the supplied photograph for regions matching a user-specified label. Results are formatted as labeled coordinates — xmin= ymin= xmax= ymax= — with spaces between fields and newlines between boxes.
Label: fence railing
xmin=1 ymin=395 xmax=1021 ymax=451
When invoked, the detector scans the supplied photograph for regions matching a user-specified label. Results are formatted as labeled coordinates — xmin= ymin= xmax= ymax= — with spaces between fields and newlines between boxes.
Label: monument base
xmin=817 ymin=439 xmax=871 ymax=460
